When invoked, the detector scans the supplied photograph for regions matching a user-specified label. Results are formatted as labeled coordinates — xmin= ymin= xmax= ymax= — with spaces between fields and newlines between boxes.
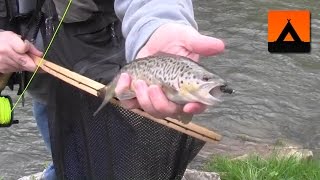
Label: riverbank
xmin=15 ymin=146 xmax=319 ymax=180
xmin=204 ymin=152 xmax=320 ymax=180
xmin=199 ymin=140 xmax=320 ymax=180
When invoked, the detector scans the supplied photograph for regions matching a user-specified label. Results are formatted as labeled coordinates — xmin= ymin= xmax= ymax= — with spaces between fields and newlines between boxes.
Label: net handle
xmin=32 ymin=55 xmax=222 ymax=143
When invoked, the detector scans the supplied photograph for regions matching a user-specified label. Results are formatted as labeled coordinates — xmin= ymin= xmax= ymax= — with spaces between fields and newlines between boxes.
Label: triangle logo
xmin=268 ymin=10 xmax=310 ymax=53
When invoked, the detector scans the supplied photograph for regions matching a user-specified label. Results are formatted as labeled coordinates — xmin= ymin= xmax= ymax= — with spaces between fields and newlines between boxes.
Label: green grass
xmin=204 ymin=153 xmax=320 ymax=180
xmin=43 ymin=161 xmax=51 ymax=170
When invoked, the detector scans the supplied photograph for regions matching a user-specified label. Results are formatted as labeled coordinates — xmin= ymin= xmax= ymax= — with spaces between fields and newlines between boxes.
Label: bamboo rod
xmin=33 ymin=56 xmax=222 ymax=142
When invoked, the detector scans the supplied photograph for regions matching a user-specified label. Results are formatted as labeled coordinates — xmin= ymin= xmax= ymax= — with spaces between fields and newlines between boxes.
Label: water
xmin=1 ymin=1 xmax=319 ymax=179
xmin=0 ymin=93 xmax=50 ymax=179
xmin=191 ymin=0 xmax=320 ymax=167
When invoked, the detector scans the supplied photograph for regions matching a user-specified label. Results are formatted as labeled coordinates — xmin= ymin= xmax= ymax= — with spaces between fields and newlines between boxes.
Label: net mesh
xmin=50 ymin=81 xmax=205 ymax=179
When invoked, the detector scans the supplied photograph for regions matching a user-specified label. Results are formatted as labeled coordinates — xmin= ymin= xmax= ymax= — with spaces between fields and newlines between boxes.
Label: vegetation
xmin=43 ymin=161 xmax=50 ymax=169
xmin=204 ymin=152 xmax=320 ymax=180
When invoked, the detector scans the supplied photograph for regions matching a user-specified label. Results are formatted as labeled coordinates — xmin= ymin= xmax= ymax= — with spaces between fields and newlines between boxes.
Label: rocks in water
xmin=231 ymin=153 xmax=249 ymax=160
xmin=276 ymin=146 xmax=313 ymax=160
xmin=231 ymin=143 xmax=314 ymax=161
xmin=273 ymin=140 xmax=314 ymax=160
xmin=182 ymin=169 xmax=221 ymax=180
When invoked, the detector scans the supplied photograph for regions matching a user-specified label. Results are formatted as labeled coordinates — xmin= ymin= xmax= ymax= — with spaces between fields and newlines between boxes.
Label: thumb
xmin=28 ymin=43 xmax=43 ymax=57
xmin=187 ymin=33 xmax=225 ymax=56
xmin=10 ymin=38 xmax=30 ymax=54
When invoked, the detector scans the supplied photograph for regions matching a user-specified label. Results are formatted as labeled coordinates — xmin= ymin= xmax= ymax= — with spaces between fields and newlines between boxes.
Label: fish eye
xmin=202 ymin=76 xmax=210 ymax=81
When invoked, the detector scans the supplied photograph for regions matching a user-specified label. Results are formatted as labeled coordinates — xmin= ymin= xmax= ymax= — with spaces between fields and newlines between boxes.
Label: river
xmin=1 ymin=0 xmax=319 ymax=179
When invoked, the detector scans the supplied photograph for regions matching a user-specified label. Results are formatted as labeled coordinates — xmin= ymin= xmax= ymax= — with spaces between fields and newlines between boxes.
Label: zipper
xmin=110 ymin=22 xmax=119 ymax=47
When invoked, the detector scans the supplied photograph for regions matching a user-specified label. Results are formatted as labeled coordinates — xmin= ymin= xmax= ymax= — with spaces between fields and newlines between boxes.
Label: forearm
xmin=114 ymin=0 xmax=198 ymax=62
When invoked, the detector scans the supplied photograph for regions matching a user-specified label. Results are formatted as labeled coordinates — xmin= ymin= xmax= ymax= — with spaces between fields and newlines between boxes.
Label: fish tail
xmin=93 ymin=78 xmax=118 ymax=116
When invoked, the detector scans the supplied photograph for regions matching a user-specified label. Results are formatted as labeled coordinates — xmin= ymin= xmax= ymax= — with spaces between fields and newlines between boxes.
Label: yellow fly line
xmin=11 ymin=0 xmax=73 ymax=112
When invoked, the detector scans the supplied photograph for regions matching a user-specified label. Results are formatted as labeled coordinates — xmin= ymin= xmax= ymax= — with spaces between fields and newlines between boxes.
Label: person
xmin=0 ymin=1 xmax=56 ymax=178
xmin=1 ymin=0 xmax=225 ymax=179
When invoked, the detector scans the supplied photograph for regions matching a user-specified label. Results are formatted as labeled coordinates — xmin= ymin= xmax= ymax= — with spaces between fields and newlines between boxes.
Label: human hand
xmin=116 ymin=23 xmax=225 ymax=119
xmin=0 ymin=31 xmax=43 ymax=73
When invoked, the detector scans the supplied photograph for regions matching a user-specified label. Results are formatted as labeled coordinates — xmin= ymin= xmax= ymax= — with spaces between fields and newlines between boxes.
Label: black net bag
xmin=48 ymin=79 xmax=205 ymax=180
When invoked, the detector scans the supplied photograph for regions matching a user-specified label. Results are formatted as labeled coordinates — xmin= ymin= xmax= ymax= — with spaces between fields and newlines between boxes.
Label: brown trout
xmin=93 ymin=54 xmax=234 ymax=123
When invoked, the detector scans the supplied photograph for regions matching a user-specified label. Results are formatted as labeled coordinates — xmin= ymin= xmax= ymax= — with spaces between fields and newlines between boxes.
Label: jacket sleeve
xmin=114 ymin=0 xmax=198 ymax=62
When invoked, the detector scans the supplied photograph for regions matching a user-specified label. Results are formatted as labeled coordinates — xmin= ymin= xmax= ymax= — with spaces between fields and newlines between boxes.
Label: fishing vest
xmin=0 ymin=1 xmax=7 ymax=26
xmin=52 ymin=0 xmax=117 ymax=24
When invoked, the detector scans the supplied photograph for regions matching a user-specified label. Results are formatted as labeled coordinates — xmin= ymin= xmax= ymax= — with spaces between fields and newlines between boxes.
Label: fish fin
xmin=161 ymin=84 xmax=178 ymax=94
xmin=177 ymin=114 xmax=194 ymax=124
xmin=161 ymin=85 xmax=184 ymax=103
xmin=116 ymin=90 xmax=136 ymax=100
xmin=93 ymin=80 xmax=117 ymax=116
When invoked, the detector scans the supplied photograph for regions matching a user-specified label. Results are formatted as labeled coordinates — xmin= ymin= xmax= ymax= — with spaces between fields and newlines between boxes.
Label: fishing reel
xmin=0 ymin=73 xmax=21 ymax=127
xmin=0 ymin=95 xmax=18 ymax=127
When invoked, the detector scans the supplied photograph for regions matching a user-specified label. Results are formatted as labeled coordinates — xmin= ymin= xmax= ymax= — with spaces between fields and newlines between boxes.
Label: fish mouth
xmin=208 ymin=85 xmax=224 ymax=102
xmin=195 ymin=83 xmax=223 ymax=105
xmin=209 ymin=84 xmax=234 ymax=97
xmin=203 ymin=84 xmax=234 ymax=105
xmin=196 ymin=83 xmax=234 ymax=105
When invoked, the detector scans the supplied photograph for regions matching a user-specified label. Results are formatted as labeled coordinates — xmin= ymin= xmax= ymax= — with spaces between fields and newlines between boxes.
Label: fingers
xmin=28 ymin=43 xmax=43 ymax=57
xmin=186 ymin=32 xmax=225 ymax=56
xmin=115 ymin=73 xmax=140 ymax=109
xmin=11 ymin=39 xmax=43 ymax=63
xmin=10 ymin=36 xmax=30 ymax=54
xmin=183 ymin=103 xmax=207 ymax=114
xmin=134 ymin=80 xmax=159 ymax=117
xmin=7 ymin=50 xmax=37 ymax=72
xmin=115 ymin=73 xmax=131 ymax=95
xmin=148 ymin=85 xmax=184 ymax=117
xmin=0 ymin=49 xmax=35 ymax=73
xmin=0 ymin=60 xmax=18 ymax=73
xmin=0 ymin=32 xmax=39 ymax=72
xmin=10 ymin=35 xmax=43 ymax=60
xmin=20 ymin=54 xmax=37 ymax=71
xmin=186 ymin=53 xmax=200 ymax=62
xmin=136 ymin=23 xmax=224 ymax=65
xmin=135 ymin=80 xmax=196 ymax=119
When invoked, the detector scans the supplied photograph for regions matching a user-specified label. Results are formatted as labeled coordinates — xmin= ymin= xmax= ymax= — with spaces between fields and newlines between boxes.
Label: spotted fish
xmin=93 ymin=54 xmax=234 ymax=123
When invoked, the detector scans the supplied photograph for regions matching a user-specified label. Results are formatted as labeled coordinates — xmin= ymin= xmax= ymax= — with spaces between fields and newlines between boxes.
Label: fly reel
xmin=0 ymin=95 xmax=18 ymax=127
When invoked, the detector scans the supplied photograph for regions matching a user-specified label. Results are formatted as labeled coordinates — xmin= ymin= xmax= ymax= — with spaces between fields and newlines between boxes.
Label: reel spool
xmin=0 ymin=95 xmax=18 ymax=127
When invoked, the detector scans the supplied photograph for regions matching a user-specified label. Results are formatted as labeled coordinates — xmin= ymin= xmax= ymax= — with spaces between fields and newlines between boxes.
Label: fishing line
xmin=11 ymin=0 xmax=73 ymax=112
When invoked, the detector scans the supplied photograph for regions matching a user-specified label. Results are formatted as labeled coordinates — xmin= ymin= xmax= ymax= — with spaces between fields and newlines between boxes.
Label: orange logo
xmin=268 ymin=10 xmax=310 ymax=53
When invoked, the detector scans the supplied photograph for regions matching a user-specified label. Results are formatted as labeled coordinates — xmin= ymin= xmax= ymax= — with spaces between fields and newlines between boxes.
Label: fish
xmin=93 ymin=54 xmax=234 ymax=123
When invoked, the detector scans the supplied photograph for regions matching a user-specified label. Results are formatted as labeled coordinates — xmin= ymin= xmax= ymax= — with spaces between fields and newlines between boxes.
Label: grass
xmin=43 ymin=161 xmax=51 ymax=169
xmin=204 ymin=153 xmax=320 ymax=180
